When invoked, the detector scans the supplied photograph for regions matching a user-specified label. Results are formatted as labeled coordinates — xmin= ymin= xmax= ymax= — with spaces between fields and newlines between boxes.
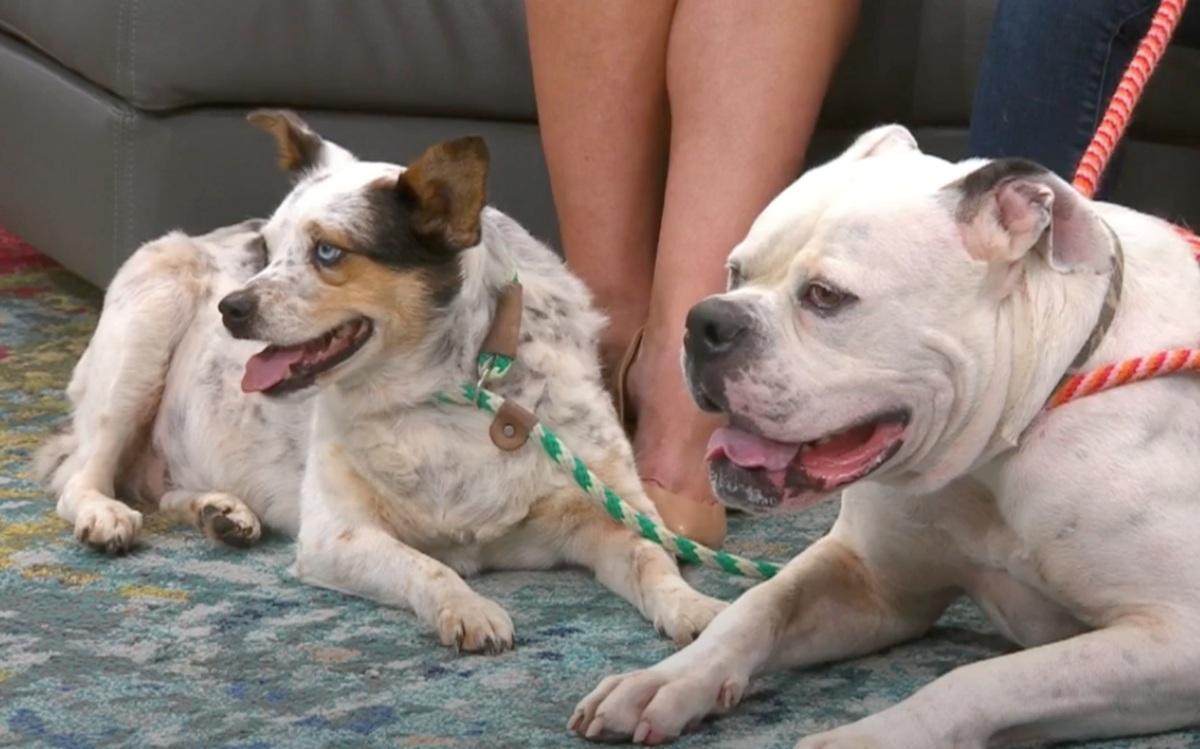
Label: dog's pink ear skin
xmin=396 ymin=136 xmax=490 ymax=250
xmin=246 ymin=109 xmax=326 ymax=174
xmin=950 ymin=159 xmax=1115 ymax=274
xmin=841 ymin=124 xmax=920 ymax=160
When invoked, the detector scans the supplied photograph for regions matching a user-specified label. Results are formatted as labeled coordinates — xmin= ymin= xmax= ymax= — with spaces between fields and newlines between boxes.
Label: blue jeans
xmin=969 ymin=0 xmax=1200 ymax=197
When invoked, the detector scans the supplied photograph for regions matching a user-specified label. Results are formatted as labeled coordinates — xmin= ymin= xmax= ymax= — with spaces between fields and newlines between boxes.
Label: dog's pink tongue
xmin=241 ymin=346 xmax=305 ymax=393
xmin=705 ymin=426 xmax=799 ymax=472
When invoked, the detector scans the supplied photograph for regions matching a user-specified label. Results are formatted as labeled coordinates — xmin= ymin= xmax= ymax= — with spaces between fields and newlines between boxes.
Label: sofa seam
xmin=124 ymin=1 xmax=138 ymax=266
xmin=110 ymin=0 xmax=127 ymax=268
xmin=128 ymin=0 xmax=139 ymax=103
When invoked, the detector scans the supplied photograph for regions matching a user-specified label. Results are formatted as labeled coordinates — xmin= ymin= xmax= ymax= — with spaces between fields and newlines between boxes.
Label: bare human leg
xmin=526 ymin=1 xmax=675 ymax=382
xmin=630 ymin=0 xmax=861 ymax=544
xmin=527 ymin=0 xmax=859 ymax=546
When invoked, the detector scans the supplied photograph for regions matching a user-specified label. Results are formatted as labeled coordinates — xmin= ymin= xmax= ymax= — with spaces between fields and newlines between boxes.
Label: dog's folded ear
xmin=946 ymin=159 xmax=1115 ymax=275
xmin=247 ymin=109 xmax=353 ymax=177
xmin=396 ymin=137 xmax=490 ymax=250
xmin=840 ymin=124 xmax=920 ymax=161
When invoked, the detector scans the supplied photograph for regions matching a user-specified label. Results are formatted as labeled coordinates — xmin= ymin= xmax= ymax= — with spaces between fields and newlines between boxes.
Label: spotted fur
xmin=39 ymin=113 xmax=723 ymax=653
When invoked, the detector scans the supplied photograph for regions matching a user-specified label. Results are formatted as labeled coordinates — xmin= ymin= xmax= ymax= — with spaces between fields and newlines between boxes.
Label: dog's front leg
xmin=295 ymin=449 xmax=513 ymax=654
xmin=797 ymin=615 xmax=1200 ymax=748
xmin=497 ymin=490 xmax=726 ymax=646
xmin=572 ymin=535 xmax=946 ymax=743
xmin=297 ymin=523 xmax=513 ymax=653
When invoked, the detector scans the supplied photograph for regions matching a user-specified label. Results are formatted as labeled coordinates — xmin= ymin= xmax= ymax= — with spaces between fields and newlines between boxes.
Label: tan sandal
xmin=615 ymin=328 xmax=727 ymax=549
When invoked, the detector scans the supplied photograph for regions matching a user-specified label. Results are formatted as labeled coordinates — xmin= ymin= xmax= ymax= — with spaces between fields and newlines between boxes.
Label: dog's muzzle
xmin=684 ymin=297 xmax=753 ymax=412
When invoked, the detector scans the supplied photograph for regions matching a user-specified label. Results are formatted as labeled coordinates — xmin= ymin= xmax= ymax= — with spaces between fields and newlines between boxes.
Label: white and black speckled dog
xmin=37 ymin=110 xmax=723 ymax=653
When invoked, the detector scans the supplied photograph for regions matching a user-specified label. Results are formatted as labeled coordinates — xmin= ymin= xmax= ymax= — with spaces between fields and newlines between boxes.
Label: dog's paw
xmin=436 ymin=591 xmax=514 ymax=655
xmin=651 ymin=585 xmax=728 ymax=646
xmin=75 ymin=496 xmax=143 ymax=554
xmin=197 ymin=493 xmax=261 ymax=548
xmin=569 ymin=665 xmax=745 ymax=743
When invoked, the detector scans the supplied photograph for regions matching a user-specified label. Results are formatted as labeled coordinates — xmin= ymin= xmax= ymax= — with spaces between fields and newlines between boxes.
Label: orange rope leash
xmin=1048 ymin=0 xmax=1200 ymax=410
xmin=1048 ymin=348 xmax=1200 ymax=408
xmin=1071 ymin=0 xmax=1190 ymax=199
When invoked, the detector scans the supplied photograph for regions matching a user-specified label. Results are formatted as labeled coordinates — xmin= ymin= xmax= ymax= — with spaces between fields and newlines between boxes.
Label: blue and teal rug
xmin=1 ymin=229 xmax=1194 ymax=748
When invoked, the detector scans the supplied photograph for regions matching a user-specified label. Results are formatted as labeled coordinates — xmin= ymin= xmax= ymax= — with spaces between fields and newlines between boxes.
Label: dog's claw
xmin=717 ymin=679 xmax=745 ymax=710
xmin=633 ymin=721 xmax=651 ymax=744
xmin=567 ymin=709 xmax=584 ymax=732
xmin=436 ymin=592 xmax=514 ymax=655
xmin=585 ymin=717 xmax=606 ymax=740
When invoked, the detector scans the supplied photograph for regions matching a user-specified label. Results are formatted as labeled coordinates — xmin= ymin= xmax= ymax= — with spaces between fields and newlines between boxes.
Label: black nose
xmin=218 ymin=290 xmax=258 ymax=336
xmin=685 ymin=298 xmax=749 ymax=363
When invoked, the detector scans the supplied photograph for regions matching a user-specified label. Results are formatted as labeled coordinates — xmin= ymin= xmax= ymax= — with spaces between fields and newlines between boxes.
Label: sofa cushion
xmin=0 ymin=0 xmax=1194 ymax=139
xmin=0 ymin=0 xmax=943 ymax=127
xmin=0 ymin=0 xmax=538 ymax=120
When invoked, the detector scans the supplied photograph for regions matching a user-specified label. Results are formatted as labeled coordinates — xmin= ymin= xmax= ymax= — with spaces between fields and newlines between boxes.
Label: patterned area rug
xmin=0 ymin=228 xmax=1193 ymax=749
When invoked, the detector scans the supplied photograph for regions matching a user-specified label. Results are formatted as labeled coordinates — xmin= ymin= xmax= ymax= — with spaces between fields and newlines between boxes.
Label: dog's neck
xmin=997 ymin=262 xmax=1113 ymax=440
xmin=912 ymin=258 xmax=1113 ymax=490
xmin=975 ymin=261 xmax=1114 ymax=461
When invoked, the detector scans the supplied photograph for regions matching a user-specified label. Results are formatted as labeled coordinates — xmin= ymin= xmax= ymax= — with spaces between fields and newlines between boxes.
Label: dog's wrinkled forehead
xmin=731 ymin=150 xmax=1009 ymax=299
xmin=731 ymin=156 xmax=972 ymax=286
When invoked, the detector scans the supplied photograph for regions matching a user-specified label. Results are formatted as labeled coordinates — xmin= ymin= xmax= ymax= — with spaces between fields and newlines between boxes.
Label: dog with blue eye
xmin=38 ymin=110 xmax=723 ymax=653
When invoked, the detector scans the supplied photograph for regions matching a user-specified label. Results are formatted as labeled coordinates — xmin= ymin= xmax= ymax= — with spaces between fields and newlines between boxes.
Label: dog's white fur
xmin=39 ymin=115 xmax=723 ymax=652
xmin=572 ymin=126 xmax=1200 ymax=746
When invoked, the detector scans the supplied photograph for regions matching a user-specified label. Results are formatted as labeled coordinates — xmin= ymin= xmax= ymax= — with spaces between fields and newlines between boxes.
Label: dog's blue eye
xmin=314 ymin=242 xmax=345 ymax=267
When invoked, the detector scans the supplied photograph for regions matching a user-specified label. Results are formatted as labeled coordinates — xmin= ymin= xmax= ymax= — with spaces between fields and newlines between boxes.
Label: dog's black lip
xmin=708 ymin=459 xmax=782 ymax=513
xmin=696 ymin=390 xmax=722 ymax=413
xmin=261 ymin=317 xmax=374 ymax=397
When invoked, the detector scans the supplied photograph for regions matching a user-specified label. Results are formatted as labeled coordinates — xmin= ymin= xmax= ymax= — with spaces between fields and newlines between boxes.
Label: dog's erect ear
xmin=247 ymin=109 xmax=352 ymax=176
xmin=839 ymin=124 xmax=920 ymax=161
xmin=396 ymin=137 xmax=489 ymax=250
xmin=946 ymin=159 xmax=1115 ymax=274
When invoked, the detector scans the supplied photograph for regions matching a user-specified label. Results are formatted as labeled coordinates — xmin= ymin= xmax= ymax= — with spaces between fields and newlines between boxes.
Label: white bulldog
xmin=569 ymin=125 xmax=1200 ymax=747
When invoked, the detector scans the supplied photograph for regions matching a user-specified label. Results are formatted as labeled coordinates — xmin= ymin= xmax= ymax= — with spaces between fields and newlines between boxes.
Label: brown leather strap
xmin=1055 ymin=222 xmax=1126 ymax=391
xmin=489 ymin=399 xmax=537 ymax=451
xmin=480 ymin=282 xmax=523 ymax=360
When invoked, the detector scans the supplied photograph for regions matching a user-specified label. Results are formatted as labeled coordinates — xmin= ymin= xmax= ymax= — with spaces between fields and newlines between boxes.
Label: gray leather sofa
xmin=1 ymin=0 xmax=1198 ymax=288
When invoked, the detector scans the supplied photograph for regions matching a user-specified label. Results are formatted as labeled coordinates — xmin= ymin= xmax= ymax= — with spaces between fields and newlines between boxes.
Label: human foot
xmin=624 ymin=328 xmax=727 ymax=548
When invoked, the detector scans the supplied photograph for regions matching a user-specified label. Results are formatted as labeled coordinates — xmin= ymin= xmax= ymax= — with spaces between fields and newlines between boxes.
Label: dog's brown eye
xmin=313 ymin=242 xmax=345 ymax=268
xmin=801 ymin=281 xmax=853 ymax=314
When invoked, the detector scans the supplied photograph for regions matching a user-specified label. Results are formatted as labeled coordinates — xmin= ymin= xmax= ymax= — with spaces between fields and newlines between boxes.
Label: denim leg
xmin=968 ymin=0 xmax=1160 ymax=196
xmin=1179 ymin=0 xmax=1200 ymax=45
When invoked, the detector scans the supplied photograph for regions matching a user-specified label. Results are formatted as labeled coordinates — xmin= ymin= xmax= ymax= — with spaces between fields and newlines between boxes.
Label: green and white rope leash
xmin=431 ymin=349 xmax=781 ymax=580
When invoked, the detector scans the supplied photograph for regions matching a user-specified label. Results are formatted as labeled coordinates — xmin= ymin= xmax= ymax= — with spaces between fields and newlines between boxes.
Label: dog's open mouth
xmin=241 ymin=317 xmax=374 ymax=395
xmin=704 ymin=410 xmax=909 ymax=511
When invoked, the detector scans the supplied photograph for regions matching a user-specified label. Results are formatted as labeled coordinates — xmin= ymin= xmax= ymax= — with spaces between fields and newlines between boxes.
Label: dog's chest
xmin=340 ymin=410 xmax=557 ymax=551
